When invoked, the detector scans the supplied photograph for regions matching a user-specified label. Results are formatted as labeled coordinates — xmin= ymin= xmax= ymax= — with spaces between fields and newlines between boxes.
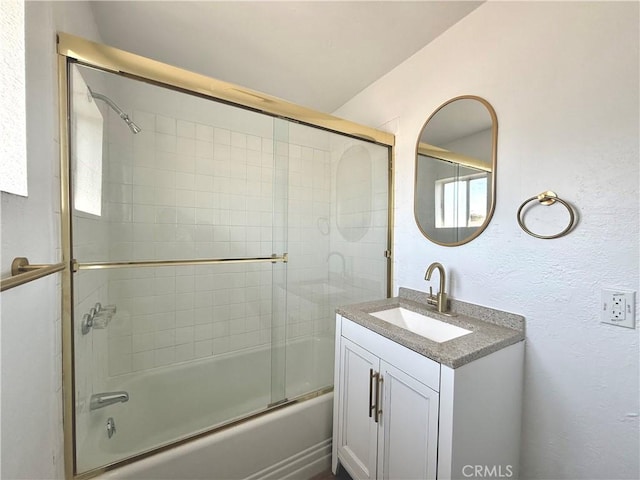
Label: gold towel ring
xmin=517 ymin=191 xmax=576 ymax=239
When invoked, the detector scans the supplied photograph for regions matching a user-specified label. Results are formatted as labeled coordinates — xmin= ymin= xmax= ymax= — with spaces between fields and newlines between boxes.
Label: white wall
xmin=335 ymin=2 xmax=639 ymax=479
xmin=1 ymin=2 xmax=102 ymax=478
xmin=4 ymin=2 xmax=638 ymax=479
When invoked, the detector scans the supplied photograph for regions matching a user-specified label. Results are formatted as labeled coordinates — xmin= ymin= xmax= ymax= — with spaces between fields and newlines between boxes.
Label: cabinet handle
xmin=374 ymin=374 xmax=383 ymax=423
xmin=369 ymin=368 xmax=376 ymax=418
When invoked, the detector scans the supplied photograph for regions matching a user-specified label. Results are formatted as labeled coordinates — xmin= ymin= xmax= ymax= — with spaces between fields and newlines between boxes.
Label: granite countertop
xmin=336 ymin=287 xmax=525 ymax=369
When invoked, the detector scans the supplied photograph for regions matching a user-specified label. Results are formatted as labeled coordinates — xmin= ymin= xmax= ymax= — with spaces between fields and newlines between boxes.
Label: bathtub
xmin=79 ymin=337 xmax=334 ymax=479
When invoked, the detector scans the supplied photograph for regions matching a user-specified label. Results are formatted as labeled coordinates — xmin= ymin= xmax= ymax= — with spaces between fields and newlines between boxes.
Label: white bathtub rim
xmin=97 ymin=392 xmax=333 ymax=480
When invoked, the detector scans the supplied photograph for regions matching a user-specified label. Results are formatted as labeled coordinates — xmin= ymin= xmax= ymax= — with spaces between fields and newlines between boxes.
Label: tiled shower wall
xmin=105 ymin=104 xmax=283 ymax=376
xmin=98 ymin=74 xmax=333 ymax=378
xmin=72 ymin=69 xmax=388 ymax=382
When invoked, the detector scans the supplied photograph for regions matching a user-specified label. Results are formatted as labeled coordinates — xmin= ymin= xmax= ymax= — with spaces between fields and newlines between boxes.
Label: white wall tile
xmin=177 ymin=120 xmax=195 ymax=139
xmin=195 ymin=140 xmax=213 ymax=159
xmin=134 ymin=133 xmax=155 ymax=157
xmin=154 ymin=346 xmax=175 ymax=367
xmin=175 ymin=172 xmax=195 ymax=189
xmin=133 ymin=185 xmax=155 ymax=205
xmin=156 ymin=151 xmax=177 ymax=171
xmin=196 ymin=124 xmax=213 ymax=142
xmin=132 ymin=351 xmax=155 ymax=371
xmin=175 ymin=326 xmax=194 ymax=345
xmin=133 ymin=166 xmax=155 ymax=186
xmin=156 ymin=133 xmax=177 ymax=153
xmin=133 ymin=204 xmax=155 ymax=223
xmin=155 ymin=115 xmax=176 ymax=135
xmin=175 ymin=310 xmax=195 ymax=329
xmin=154 ymin=329 xmax=175 ymax=349
xmin=132 ymin=333 xmax=155 ymax=353
xmin=194 ymin=340 xmax=213 ymax=358
xmin=133 ymin=110 xmax=155 ymax=131
xmin=175 ymin=343 xmax=195 ymax=362
xmin=213 ymin=127 xmax=230 ymax=145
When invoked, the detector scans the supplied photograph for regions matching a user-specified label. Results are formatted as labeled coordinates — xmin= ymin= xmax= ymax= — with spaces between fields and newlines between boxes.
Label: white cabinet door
xmin=377 ymin=360 xmax=439 ymax=480
xmin=337 ymin=338 xmax=380 ymax=480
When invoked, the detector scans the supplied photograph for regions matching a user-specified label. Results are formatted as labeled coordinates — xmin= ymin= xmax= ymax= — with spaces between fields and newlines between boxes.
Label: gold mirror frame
xmin=414 ymin=95 xmax=498 ymax=246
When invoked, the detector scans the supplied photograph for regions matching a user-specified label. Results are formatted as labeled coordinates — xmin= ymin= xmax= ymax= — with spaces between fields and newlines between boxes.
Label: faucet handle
xmin=427 ymin=286 xmax=438 ymax=306
xmin=95 ymin=303 xmax=117 ymax=314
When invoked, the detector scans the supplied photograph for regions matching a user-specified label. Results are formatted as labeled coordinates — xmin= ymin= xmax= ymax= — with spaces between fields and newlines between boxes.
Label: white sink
xmin=370 ymin=307 xmax=472 ymax=343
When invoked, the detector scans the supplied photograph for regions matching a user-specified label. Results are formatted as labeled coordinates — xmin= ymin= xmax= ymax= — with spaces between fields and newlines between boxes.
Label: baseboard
xmin=245 ymin=438 xmax=332 ymax=480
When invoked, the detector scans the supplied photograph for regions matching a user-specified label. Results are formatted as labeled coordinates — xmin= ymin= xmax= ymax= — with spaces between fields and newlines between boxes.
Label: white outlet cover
xmin=601 ymin=289 xmax=636 ymax=329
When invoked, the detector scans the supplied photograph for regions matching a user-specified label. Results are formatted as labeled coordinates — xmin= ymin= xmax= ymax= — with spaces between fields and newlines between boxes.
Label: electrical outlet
xmin=601 ymin=289 xmax=636 ymax=329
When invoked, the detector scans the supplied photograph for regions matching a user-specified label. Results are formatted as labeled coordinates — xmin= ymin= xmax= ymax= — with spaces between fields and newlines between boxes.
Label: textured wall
xmin=1 ymin=2 xmax=103 ymax=478
xmin=335 ymin=2 xmax=639 ymax=479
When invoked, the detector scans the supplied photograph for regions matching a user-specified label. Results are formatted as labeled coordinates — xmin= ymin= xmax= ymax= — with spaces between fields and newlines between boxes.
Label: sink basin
xmin=370 ymin=307 xmax=472 ymax=343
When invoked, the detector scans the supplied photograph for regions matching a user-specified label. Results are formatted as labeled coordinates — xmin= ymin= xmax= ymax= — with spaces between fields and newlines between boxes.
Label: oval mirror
xmin=414 ymin=96 xmax=497 ymax=246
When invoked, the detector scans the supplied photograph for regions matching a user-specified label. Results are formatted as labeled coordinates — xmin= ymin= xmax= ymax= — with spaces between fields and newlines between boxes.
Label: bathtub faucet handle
xmin=95 ymin=302 xmax=117 ymax=315
xmin=104 ymin=304 xmax=117 ymax=314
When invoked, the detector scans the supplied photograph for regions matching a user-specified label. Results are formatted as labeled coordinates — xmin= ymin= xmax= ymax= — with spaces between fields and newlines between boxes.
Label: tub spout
xmin=90 ymin=391 xmax=129 ymax=411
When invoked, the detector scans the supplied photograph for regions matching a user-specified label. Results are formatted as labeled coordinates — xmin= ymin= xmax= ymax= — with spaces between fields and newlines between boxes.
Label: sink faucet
xmin=327 ymin=251 xmax=346 ymax=279
xmin=425 ymin=262 xmax=448 ymax=313
xmin=90 ymin=391 xmax=129 ymax=411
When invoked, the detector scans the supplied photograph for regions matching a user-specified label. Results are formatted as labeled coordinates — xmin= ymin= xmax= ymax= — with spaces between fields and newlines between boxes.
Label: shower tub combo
xmin=89 ymin=339 xmax=334 ymax=479
xmin=59 ymin=33 xmax=392 ymax=479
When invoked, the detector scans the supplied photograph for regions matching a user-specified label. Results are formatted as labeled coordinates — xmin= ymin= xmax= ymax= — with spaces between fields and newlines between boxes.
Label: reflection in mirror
xmin=414 ymin=96 xmax=497 ymax=246
xmin=337 ymin=145 xmax=372 ymax=241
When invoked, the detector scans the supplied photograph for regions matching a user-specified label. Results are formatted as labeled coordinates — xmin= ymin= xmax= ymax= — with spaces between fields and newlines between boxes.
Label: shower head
xmin=124 ymin=117 xmax=142 ymax=134
xmin=87 ymin=86 xmax=142 ymax=134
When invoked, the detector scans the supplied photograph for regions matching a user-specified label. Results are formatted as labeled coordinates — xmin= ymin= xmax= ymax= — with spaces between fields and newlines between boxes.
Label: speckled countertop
xmin=336 ymin=287 xmax=525 ymax=369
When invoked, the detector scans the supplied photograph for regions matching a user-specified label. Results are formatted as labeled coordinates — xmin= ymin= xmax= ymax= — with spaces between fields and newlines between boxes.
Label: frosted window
xmin=71 ymin=65 xmax=103 ymax=216
xmin=0 ymin=0 xmax=27 ymax=196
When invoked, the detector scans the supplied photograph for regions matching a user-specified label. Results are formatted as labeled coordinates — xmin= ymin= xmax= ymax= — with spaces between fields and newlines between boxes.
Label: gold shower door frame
xmin=57 ymin=32 xmax=395 ymax=479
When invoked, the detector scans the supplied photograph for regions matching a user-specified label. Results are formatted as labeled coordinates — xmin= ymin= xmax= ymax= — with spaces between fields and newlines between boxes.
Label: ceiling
xmin=90 ymin=1 xmax=482 ymax=113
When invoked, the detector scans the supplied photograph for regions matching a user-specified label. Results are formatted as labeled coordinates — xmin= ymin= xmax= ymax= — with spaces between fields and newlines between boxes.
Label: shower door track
xmin=73 ymin=253 xmax=288 ymax=271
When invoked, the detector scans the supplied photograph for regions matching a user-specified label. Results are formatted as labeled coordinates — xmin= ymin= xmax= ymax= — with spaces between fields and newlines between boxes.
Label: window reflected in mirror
xmin=435 ymin=172 xmax=487 ymax=229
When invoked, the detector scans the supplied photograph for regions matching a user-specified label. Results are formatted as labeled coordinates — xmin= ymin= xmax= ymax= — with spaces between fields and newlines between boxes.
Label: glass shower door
xmin=281 ymin=120 xmax=390 ymax=400
xmin=67 ymin=55 xmax=391 ymax=477
xmin=69 ymin=62 xmax=289 ymax=474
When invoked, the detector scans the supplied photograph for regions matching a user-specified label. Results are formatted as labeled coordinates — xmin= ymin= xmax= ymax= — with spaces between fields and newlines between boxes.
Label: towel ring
xmin=517 ymin=191 xmax=576 ymax=239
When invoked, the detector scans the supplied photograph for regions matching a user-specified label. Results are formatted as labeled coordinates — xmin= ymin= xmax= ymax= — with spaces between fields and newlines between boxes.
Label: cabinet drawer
xmin=341 ymin=316 xmax=440 ymax=392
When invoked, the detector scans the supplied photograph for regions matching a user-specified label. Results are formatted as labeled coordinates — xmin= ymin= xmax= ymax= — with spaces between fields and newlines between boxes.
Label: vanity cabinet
xmin=335 ymin=338 xmax=379 ymax=479
xmin=335 ymin=317 xmax=440 ymax=479
xmin=332 ymin=314 xmax=524 ymax=480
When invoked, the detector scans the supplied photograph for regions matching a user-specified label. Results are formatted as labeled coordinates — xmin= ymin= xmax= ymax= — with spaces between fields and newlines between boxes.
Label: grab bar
xmin=1 ymin=257 xmax=66 ymax=292
xmin=90 ymin=391 xmax=129 ymax=410
xmin=74 ymin=253 xmax=288 ymax=271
